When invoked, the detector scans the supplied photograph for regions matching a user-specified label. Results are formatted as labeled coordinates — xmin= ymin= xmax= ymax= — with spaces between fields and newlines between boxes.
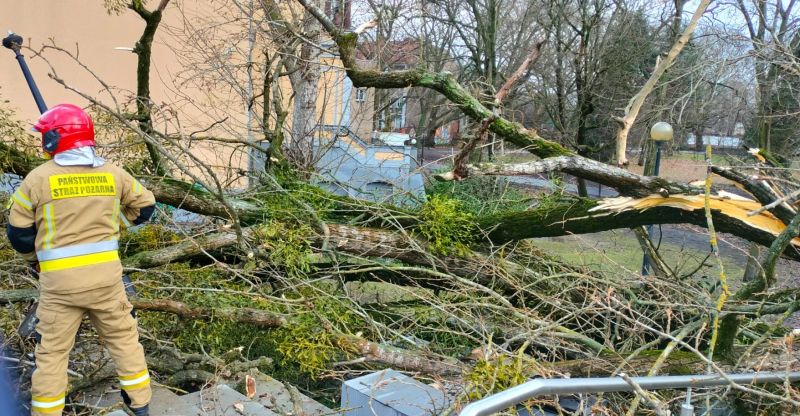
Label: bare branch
xmin=613 ymin=0 xmax=712 ymax=166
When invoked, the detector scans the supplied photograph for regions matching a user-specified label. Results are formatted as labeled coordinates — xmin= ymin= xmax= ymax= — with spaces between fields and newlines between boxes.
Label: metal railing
xmin=458 ymin=372 xmax=800 ymax=416
xmin=318 ymin=125 xmax=369 ymax=147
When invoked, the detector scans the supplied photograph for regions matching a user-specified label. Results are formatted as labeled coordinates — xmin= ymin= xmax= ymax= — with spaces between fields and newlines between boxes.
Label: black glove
xmin=27 ymin=263 xmax=40 ymax=280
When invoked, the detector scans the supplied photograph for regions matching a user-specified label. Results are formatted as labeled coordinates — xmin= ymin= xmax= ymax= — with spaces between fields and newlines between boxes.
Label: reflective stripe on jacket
xmin=7 ymin=161 xmax=156 ymax=293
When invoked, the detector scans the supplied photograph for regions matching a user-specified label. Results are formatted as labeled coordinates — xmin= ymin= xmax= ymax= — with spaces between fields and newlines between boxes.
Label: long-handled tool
xmin=2 ymin=31 xmax=137 ymax=340
xmin=3 ymin=31 xmax=47 ymax=339
xmin=2 ymin=31 xmax=47 ymax=113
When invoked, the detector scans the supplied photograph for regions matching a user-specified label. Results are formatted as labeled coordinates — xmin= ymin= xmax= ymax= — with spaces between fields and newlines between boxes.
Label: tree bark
xmin=336 ymin=335 xmax=466 ymax=375
xmin=467 ymin=156 xmax=714 ymax=198
xmin=131 ymin=298 xmax=288 ymax=328
xmin=289 ymin=47 xmax=320 ymax=170
xmin=129 ymin=0 xmax=170 ymax=176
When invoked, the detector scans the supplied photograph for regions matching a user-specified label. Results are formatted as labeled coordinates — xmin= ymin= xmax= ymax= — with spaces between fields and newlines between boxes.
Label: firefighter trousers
xmin=31 ymin=282 xmax=151 ymax=415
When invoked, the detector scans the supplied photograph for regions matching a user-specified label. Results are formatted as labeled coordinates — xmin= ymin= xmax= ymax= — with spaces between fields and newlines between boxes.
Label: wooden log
xmin=130 ymin=298 xmax=287 ymax=328
xmin=334 ymin=334 xmax=466 ymax=376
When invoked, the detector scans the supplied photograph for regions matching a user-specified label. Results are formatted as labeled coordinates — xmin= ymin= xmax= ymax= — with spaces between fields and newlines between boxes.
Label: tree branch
xmin=737 ymin=211 xmax=800 ymax=299
xmin=294 ymin=0 xmax=572 ymax=159
xmin=613 ymin=0 xmax=712 ymax=166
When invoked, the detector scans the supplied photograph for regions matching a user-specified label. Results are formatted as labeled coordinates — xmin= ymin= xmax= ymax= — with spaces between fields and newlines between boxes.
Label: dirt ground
xmin=628 ymin=154 xmax=734 ymax=186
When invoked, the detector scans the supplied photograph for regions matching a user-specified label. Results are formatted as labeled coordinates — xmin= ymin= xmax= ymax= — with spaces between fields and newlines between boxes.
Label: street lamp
xmin=642 ymin=122 xmax=673 ymax=276
xmin=650 ymin=122 xmax=673 ymax=176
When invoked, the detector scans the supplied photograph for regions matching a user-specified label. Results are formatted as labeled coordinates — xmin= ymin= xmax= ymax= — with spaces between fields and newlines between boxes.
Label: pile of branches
xmin=0 ymin=1 xmax=799 ymax=412
xmin=0 ymin=138 xmax=799 ymax=414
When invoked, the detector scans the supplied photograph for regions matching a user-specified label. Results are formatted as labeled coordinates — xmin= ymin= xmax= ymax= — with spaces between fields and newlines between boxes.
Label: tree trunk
xmin=130 ymin=0 xmax=171 ymax=177
xmin=289 ymin=14 xmax=321 ymax=170
xmin=642 ymin=138 xmax=658 ymax=176
xmin=742 ymin=243 xmax=762 ymax=282
xmin=694 ymin=128 xmax=704 ymax=153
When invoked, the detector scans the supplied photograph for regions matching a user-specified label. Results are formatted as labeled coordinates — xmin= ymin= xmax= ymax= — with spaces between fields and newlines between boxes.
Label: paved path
xmin=86 ymin=371 xmax=334 ymax=416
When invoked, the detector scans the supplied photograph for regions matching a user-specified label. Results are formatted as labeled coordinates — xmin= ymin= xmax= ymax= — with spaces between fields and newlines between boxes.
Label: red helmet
xmin=31 ymin=104 xmax=95 ymax=156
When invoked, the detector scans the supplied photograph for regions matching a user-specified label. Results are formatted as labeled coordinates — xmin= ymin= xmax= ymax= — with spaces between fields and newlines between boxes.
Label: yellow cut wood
xmin=590 ymin=194 xmax=800 ymax=247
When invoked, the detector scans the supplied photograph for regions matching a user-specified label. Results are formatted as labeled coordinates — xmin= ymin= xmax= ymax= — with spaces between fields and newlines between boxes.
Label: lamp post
xmin=642 ymin=122 xmax=673 ymax=276
xmin=650 ymin=122 xmax=673 ymax=176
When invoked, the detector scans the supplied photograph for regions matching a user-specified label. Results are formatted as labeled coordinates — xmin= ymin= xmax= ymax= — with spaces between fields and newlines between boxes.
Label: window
xmin=355 ymin=88 xmax=366 ymax=103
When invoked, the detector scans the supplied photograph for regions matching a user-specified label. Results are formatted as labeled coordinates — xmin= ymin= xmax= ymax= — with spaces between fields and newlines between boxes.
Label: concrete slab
xmin=104 ymin=411 xmax=129 ymax=416
xmin=175 ymin=385 xmax=278 ymax=416
xmin=247 ymin=373 xmax=336 ymax=416
xmin=74 ymin=383 xmax=183 ymax=415
xmin=70 ymin=370 xmax=333 ymax=416
xmin=148 ymin=385 xmax=193 ymax=415
xmin=72 ymin=383 xmax=123 ymax=413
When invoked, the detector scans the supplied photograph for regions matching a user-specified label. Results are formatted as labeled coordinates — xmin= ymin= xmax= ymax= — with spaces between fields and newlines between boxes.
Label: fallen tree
xmin=1 ymin=1 xmax=799 ymax=413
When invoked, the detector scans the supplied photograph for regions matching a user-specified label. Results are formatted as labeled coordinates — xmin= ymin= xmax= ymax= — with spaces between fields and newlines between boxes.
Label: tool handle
xmin=3 ymin=32 xmax=48 ymax=114
xmin=13 ymin=49 xmax=48 ymax=114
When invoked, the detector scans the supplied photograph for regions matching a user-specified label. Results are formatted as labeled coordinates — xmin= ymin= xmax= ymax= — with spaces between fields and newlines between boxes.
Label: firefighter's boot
xmin=122 ymin=389 xmax=150 ymax=416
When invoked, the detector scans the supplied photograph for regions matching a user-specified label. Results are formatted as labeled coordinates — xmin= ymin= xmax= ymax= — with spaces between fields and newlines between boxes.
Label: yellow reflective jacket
xmin=7 ymin=161 xmax=155 ymax=294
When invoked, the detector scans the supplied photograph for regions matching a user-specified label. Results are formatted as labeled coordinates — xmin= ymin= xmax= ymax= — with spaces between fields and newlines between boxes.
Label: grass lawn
xmin=530 ymin=228 xmax=749 ymax=287
xmin=665 ymin=152 xmax=736 ymax=164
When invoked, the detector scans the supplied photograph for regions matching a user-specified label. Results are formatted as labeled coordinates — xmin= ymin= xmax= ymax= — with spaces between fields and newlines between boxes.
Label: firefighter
xmin=6 ymin=104 xmax=156 ymax=416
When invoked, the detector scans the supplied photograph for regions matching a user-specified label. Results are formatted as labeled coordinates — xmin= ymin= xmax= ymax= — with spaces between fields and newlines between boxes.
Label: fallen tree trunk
xmin=121 ymin=224 xmax=518 ymax=289
xmin=335 ymin=335 xmax=466 ymax=376
xmin=481 ymin=196 xmax=800 ymax=260
xmin=127 ymin=198 xmax=800 ymax=280
xmin=465 ymin=156 xmax=712 ymax=198
xmin=130 ymin=298 xmax=287 ymax=328
xmin=0 ymin=289 xmax=466 ymax=377
xmin=3 ymin=142 xmax=798 ymax=262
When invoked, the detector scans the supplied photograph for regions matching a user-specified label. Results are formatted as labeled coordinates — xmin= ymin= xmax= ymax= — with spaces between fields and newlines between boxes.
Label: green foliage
xmin=426 ymin=174 xmax=532 ymax=216
xmin=416 ymin=194 xmax=476 ymax=257
xmin=254 ymin=182 xmax=339 ymax=224
xmin=135 ymin=261 xmax=363 ymax=378
xmin=408 ymin=308 xmax=476 ymax=355
xmin=118 ymin=225 xmax=181 ymax=258
xmin=103 ymin=0 xmax=131 ymax=15
xmin=465 ymin=350 xmax=529 ymax=400
xmin=275 ymin=293 xmax=362 ymax=377
xmin=256 ymin=220 xmax=316 ymax=276
xmin=275 ymin=313 xmax=336 ymax=377
xmin=137 ymin=263 xmax=255 ymax=306
xmin=133 ymin=262 xmax=281 ymax=358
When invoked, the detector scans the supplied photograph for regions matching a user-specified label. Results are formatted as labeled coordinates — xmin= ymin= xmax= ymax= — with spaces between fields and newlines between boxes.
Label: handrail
xmin=457 ymin=372 xmax=800 ymax=416
xmin=318 ymin=125 xmax=368 ymax=147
